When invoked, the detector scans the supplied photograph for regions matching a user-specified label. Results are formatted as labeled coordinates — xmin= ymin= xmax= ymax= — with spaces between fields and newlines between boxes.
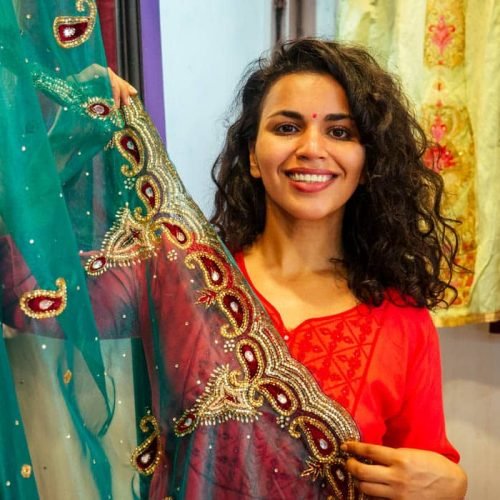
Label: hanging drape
xmin=336 ymin=0 xmax=500 ymax=327
xmin=0 ymin=1 xmax=365 ymax=498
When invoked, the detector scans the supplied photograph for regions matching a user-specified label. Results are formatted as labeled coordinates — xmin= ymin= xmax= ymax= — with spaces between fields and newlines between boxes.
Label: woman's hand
xmin=343 ymin=441 xmax=467 ymax=499
xmin=107 ymin=67 xmax=138 ymax=107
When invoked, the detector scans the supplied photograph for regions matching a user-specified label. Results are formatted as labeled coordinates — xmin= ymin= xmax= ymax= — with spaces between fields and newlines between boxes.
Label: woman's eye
xmin=328 ymin=127 xmax=350 ymax=139
xmin=275 ymin=123 xmax=299 ymax=134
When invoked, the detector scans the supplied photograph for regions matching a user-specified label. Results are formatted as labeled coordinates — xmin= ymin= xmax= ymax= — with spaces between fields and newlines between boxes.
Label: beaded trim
xmin=53 ymin=0 xmax=97 ymax=49
xmin=130 ymin=414 xmax=162 ymax=476
xmin=19 ymin=278 xmax=67 ymax=319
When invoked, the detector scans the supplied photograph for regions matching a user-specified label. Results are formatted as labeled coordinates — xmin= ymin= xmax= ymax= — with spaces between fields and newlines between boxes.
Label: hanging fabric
xmin=0 ymin=1 xmax=365 ymax=498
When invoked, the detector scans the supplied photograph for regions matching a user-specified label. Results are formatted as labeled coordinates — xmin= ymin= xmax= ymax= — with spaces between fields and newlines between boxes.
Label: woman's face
xmin=249 ymin=72 xmax=365 ymax=225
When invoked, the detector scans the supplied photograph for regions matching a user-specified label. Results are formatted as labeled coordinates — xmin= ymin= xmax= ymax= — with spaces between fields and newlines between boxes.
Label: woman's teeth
xmin=288 ymin=172 xmax=333 ymax=183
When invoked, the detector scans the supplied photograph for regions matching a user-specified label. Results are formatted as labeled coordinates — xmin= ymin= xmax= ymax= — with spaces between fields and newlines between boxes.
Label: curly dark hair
xmin=210 ymin=38 xmax=459 ymax=309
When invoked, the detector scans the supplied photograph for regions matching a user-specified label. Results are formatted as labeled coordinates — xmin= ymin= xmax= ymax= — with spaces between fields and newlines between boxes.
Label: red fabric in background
xmin=96 ymin=0 xmax=117 ymax=72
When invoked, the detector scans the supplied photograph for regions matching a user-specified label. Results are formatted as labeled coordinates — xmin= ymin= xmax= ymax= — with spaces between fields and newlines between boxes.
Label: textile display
xmin=0 ymin=1 xmax=367 ymax=498
xmin=336 ymin=0 xmax=500 ymax=326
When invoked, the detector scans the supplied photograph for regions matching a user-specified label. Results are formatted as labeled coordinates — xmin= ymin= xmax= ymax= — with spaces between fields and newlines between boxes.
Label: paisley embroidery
xmin=86 ymin=101 xmax=112 ymax=118
xmin=130 ymin=414 xmax=162 ymax=476
xmin=175 ymin=336 xmax=360 ymax=498
xmin=19 ymin=278 xmax=67 ymax=319
xmin=53 ymin=0 xmax=97 ymax=48
xmin=84 ymin=99 xmax=208 ymax=275
xmin=113 ymin=129 xmax=145 ymax=178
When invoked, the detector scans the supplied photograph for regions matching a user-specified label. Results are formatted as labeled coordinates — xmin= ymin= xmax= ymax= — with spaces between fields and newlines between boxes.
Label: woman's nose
xmin=295 ymin=127 xmax=327 ymax=159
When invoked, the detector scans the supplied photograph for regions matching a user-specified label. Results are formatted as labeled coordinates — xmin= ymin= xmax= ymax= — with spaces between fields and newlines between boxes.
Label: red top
xmin=235 ymin=253 xmax=459 ymax=462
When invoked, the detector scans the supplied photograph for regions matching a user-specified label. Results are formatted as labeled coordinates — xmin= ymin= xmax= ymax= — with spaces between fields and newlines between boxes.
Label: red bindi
xmin=312 ymin=113 xmax=318 ymax=119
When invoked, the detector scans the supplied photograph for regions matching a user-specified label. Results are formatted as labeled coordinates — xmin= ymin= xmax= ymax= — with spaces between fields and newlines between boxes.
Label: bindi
xmin=311 ymin=113 xmax=318 ymax=119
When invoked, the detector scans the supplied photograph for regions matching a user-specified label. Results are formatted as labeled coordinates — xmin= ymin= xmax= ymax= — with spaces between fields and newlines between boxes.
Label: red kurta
xmin=235 ymin=252 xmax=459 ymax=463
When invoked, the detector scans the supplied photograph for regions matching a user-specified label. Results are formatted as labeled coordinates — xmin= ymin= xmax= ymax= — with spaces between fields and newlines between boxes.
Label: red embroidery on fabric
xmin=286 ymin=315 xmax=379 ymax=415
xmin=430 ymin=114 xmax=448 ymax=143
xmin=57 ymin=22 xmax=89 ymax=42
xmin=120 ymin=135 xmax=141 ymax=163
xmin=424 ymin=144 xmax=456 ymax=172
xmin=428 ymin=15 xmax=456 ymax=57
xmin=88 ymin=102 xmax=111 ymax=116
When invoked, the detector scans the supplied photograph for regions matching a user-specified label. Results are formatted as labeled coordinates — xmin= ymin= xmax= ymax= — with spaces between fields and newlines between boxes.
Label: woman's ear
xmin=249 ymin=143 xmax=261 ymax=179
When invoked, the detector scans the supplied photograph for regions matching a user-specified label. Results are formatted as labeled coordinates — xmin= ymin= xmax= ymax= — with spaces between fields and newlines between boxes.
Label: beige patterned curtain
xmin=336 ymin=0 xmax=500 ymax=327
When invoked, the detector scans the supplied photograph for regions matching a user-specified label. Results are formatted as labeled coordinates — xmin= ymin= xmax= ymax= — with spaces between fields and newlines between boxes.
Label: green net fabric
xmin=0 ymin=1 xmax=365 ymax=498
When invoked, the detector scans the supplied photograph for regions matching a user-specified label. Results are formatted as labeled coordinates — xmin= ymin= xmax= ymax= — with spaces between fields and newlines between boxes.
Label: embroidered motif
xmin=186 ymin=250 xmax=253 ymax=338
xmin=53 ymin=0 xmax=97 ymax=48
xmin=285 ymin=315 xmax=378 ymax=416
xmin=424 ymin=0 xmax=465 ymax=67
xmin=19 ymin=278 xmax=67 ymax=319
xmin=130 ymin=414 xmax=162 ymax=476
xmin=113 ymin=129 xmax=145 ymax=178
xmin=31 ymin=72 xmax=124 ymax=132
xmin=85 ymin=98 xmax=112 ymax=118
xmin=85 ymin=208 xmax=159 ymax=276
xmin=422 ymin=0 xmax=476 ymax=312
xmin=174 ymin=364 xmax=261 ymax=436
xmin=174 ymin=333 xmax=361 ymax=497
xmin=84 ymin=100 xmax=207 ymax=274
xmin=421 ymin=102 xmax=476 ymax=307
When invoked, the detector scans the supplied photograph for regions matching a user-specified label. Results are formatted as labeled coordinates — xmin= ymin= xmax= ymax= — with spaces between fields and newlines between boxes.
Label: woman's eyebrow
xmin=266 ymin=110 xmax=303 ymax=120
xmin=266 ymin=110 xmax=354 ymax=121
xmin=324 ymin=113 xmax=355 ymax=121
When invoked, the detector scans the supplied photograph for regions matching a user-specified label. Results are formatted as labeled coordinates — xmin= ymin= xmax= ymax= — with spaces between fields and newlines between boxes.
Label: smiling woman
xmin=211 ymin=38 xmax=467 ymax=499
xmin=249 ymin=72 xmax=365 ymax=225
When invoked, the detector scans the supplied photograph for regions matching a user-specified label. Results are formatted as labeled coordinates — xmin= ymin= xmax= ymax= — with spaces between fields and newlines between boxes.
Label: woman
xmin=209 ymin=38 xmax=467 ymax=498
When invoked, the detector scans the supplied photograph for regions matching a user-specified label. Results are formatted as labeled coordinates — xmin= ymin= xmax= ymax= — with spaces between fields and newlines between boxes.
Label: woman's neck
xmin=245 ymin=210 xmax=344 ymax=277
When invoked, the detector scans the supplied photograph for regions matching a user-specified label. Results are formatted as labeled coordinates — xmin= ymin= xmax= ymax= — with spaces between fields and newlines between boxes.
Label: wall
xmin=440 ymin=324 xmax=500 ymax=498
xmin=159 ymin=0 xmax=272 ymax=215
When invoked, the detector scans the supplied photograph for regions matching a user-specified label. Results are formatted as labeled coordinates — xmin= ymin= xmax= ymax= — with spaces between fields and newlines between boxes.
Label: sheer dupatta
xmin=0 ymin=1 xmax=364 ymax=498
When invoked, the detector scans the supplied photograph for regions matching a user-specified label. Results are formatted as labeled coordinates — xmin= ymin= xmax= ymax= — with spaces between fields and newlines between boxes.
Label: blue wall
xmin=159 ymin=0 xmax=273 ymax=215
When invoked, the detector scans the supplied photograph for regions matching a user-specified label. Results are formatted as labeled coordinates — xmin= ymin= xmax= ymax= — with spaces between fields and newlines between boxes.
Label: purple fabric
xmin=140 ymin=0 xmax=166 ymax=143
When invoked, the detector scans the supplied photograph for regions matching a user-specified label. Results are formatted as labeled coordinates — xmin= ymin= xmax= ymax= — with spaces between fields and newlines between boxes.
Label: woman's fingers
xmin=343 ymin=441 xmax=397 ymax=466
xmin=107 ymin=68 xmax=138 ymax=107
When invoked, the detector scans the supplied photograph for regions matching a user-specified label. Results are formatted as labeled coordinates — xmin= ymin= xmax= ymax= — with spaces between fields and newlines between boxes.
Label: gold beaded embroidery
xmin=31 ymin=71 xmax=124 ymax=131
xmin=175 ymin=334 xmax=361 ymax=497
xmin=19 ymin=278 xmax=67 ymax=319
xmin=130 ymin=414 xmax=162 ymax=476
xmin=112 ymin=129 xmax=145 ymax=178
xmin=53 ymin=0 xmax=97 ymax=49
xmin=174 ymin=364 xmax=261 ymax=436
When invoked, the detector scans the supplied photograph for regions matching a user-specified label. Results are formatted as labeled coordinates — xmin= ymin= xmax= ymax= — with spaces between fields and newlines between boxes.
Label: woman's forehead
xmin=260 ymin=72 xmax=351 ymax=117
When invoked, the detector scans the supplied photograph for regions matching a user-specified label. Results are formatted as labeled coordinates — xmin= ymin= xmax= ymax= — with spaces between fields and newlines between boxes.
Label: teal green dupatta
xmin=0 ymin=1 xmax=364 ymax=498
